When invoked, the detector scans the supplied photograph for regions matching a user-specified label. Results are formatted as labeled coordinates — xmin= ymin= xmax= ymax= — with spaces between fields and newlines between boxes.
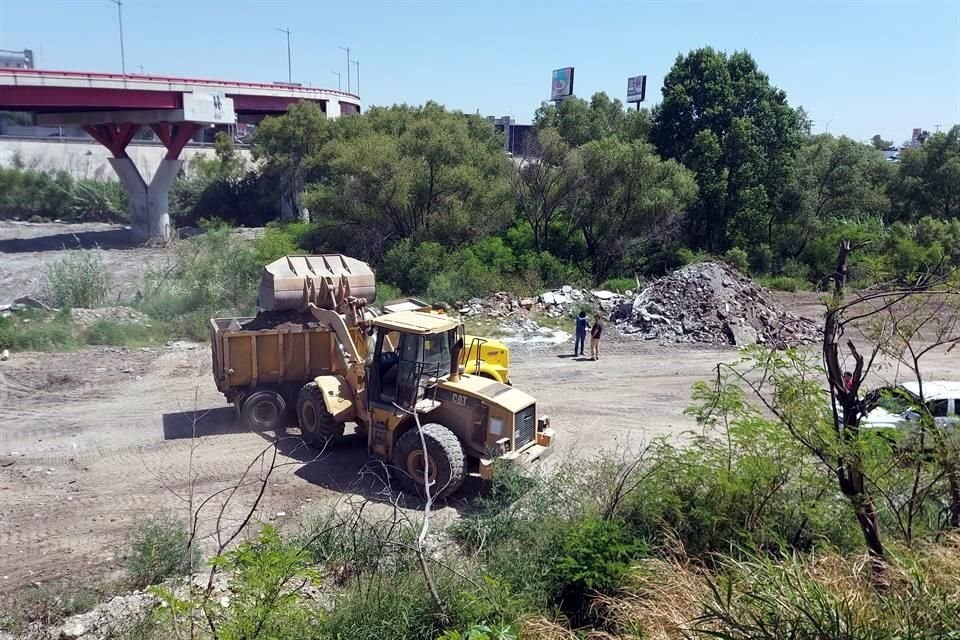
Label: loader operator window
xmin=372 ymin=328 xmax=456 ymax=408
xmin=422 ymin=329 xmax=454 ymax=378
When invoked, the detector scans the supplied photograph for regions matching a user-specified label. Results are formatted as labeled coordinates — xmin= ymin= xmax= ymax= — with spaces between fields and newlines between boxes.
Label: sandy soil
xmin=0 ymin=222 xmax=956 ymax=598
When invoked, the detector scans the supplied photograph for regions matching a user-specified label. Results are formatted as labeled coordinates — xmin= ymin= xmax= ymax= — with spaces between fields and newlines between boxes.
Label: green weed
xmin=42 ymin=250 xmax=109 ymax=308
xmin=125 ymin=513 xmax=199 ymax=589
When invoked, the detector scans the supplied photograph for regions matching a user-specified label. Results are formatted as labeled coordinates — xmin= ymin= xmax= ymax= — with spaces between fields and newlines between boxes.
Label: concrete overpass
xmin=0 ymin=69 xmax=361 ymax=240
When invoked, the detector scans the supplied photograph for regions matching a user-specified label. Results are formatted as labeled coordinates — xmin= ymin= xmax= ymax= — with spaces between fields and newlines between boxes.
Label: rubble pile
xmin=458 ymin=284 xmax=630 ymax=319
xmin=614 ymin=262 xmax=818 ymax=347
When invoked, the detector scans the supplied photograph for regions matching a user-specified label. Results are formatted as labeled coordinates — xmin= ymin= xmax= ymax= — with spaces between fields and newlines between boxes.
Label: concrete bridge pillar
xmin=109 ymin=157 xmax=182 ymax=242
xmin=84 ymin=122 xmax=200 ymax=243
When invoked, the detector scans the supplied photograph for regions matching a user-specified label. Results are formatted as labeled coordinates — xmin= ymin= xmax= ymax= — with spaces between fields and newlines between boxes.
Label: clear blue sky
xmin=2 ymin=0 xmax=958 ymax=143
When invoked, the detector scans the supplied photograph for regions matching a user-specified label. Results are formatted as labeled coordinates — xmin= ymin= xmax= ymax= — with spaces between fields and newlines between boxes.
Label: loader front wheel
xmin=241 ymin=389 xmax=287 ymax=432
xmin=392 ymin=423 xmax=466 ymax=498
xmin=297 ymin=382 xmax=344 ymax=449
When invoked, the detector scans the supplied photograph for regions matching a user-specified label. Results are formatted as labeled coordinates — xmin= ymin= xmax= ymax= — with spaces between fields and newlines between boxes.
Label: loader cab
xmin=367 ymin=311 xmax=461 ymax=410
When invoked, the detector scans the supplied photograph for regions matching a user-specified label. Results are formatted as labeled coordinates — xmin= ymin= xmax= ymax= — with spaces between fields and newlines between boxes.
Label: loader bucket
xmin=258 ymin=255 xmax=377 ymax=312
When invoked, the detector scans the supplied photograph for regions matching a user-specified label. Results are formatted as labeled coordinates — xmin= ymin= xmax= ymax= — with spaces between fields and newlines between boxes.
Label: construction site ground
xmin=1 ymin=223 xmax=956 ymax=597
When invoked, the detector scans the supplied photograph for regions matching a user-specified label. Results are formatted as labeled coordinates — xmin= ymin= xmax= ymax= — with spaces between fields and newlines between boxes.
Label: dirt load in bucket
xmin=613 ymin=262 xmax=819 ymax=348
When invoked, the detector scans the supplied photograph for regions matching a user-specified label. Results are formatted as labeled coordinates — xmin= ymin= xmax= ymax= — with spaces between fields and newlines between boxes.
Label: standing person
xmin=590 ymin=313 xmax=604 ymax=361
xmin=843 ymin=371 xmax=854 ymax=392
xmin=574 ymin=310 xmax=589 ymax=356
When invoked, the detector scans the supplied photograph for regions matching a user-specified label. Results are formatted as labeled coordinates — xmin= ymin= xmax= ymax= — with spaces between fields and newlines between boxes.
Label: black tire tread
xmin=393 ymin=422 xmax=466 ymax=498
xmin=240 ymin=389 xmax=286 ymax=432
xmin=297 ymin=382 xmax=345 ymax=449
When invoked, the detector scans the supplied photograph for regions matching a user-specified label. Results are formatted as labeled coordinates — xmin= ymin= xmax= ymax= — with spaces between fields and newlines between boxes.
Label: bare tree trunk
xmin=823 ymin=240 xmax=887 ymax=585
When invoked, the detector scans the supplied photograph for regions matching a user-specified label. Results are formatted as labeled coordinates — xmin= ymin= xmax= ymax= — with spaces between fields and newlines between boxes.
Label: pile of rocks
xmin=613 ymin=262 xmax=818 ymax=347
xmin=458 ymin=285 xmax=629 ymax=319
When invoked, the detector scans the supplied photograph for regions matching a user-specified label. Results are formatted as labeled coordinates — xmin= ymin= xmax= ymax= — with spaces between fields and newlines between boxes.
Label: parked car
xmin=860 ymin=381 xmax=960 ymax=430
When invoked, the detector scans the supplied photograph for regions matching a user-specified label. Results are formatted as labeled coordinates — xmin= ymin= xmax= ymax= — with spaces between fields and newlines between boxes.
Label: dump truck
xmin=210 ymin=255 xmax=554 ymax=496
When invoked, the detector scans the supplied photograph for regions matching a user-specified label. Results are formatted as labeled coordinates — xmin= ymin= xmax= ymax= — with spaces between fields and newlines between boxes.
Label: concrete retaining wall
xmin=0 ymin=137 xmax=252 ymax=182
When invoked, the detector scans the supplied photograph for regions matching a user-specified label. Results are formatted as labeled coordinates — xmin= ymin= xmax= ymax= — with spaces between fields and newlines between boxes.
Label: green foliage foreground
xmin=109 ymin=347 xmax=960 ymax=640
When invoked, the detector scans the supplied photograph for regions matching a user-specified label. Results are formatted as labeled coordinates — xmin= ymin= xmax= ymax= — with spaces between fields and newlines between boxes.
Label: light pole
xmin=339 ymin=45 xmax=350 ymax=93
xmin=824 ymin=119 xmax=834 ymax=134
xmin=331 ymin=71 xmax=341 ymax=91
xmin=353 ymin=59 xmax=360 ymax=95
xmin=108 ymin=0 xmax=126 ymax=76
xmin=275 ymin=27 xmax=292 ymax=83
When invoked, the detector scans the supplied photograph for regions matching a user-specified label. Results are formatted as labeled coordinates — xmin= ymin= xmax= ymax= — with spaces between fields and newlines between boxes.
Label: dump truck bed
xmin=209 ymin=317 xmax=365 ymax=399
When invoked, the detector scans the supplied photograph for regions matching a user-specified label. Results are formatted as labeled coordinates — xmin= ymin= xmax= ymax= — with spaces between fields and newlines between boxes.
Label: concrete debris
xmin=53 ymin=593 xmax=156 ymax=640
xmin=69 ymin=307 xmax=150 ymax=328
xmin=14 ymin=296 xmax=51 ymax=310
xmin=457 ymin=285 xmax=626 ymax=320
xmin=613 ymin=262 xmax=818 ymax=348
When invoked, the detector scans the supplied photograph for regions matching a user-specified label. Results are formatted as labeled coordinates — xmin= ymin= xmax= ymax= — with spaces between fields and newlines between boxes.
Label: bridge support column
xmin=84 ymin=122 xmax=200 ymax=243
xmin=109 ymin=157 xmax=181 ymax=242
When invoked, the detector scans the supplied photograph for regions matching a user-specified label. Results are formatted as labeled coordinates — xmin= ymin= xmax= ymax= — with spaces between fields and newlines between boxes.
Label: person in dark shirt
xmin=574 ymin=311 xmax=589 ymax=356
xmin=590 ymin=314 xmax=604 ymax=360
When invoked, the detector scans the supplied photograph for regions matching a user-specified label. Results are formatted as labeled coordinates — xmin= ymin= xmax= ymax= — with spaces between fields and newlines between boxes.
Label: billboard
xmin=551 ymin=67 xmax=574 ymax=101
xmin=627 ymin=75 xmax=647 ymax=103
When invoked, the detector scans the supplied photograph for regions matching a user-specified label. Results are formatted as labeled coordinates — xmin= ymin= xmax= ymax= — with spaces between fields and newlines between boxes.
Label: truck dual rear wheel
xmin=297 ymin=382 xmax=345 ymax=449
xmin=241 ymin=390 xmax=287 ymax=432
xmin=392 ymin=423 xmax=466 ymax=498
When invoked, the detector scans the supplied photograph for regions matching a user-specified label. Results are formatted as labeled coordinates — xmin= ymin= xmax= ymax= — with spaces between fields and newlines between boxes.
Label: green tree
xmin=508 ymin=128 xmax=583 ymax=252
xmin=305 ymin=102 xmax=512 ymax=255
xmin=251 ymin=102 xmax=333 ymax=220
xmin=893 ymin=125 xmax=960 ymax=220
xmin=533 ymin=92 xmax=650 ymax=146
xmin=651 ymin=47 xmax=803 ymax=251
xmin=574 ymin=137 xmax=697 ymax=279
xmin=775 ymin=135 xmax=892 ymax=262
xmin=870 ymin=134 xmax=893 ymax=150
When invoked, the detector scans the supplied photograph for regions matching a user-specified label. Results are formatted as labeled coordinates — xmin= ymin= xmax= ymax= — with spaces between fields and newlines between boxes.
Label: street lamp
xmin=108 ymin=0 xmax=126 ymax=76
xmin=353 ymin=59 xmax=360 ymax=95
xmin=339 ymin=45 xmax=350 ymax=93
xmin=275 ymin=27 xmax=292 ymax=83
xmin=331 ymin=71 xmax=341 ymax=91
xmin=824 ymin=119 xmax=834 ymax=134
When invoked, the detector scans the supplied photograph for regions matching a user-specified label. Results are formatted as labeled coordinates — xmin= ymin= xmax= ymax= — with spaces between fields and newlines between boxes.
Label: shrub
xmin=6 ymin=582 xmax=101 ymax=628
xmin=722 ymin=247 xmax=751 ymax=273
xmin=381 ymin=239 xmax=447 ymax=294
xmin=759 ymin=275 xmax=807 ymax=292
xmin=42 ymin=250 xmax=109 ymax=308
xmin=552 ymin=517 xmax=643 ymax=606
xmin=599 ymin=277 xmax=636 ymax=293
xmin=253 ymin=221 xmax=312 ymax=264
xmin=677 ymin=247 xmax=714 ymax=266
xmin=0 ymin=309 xmax=79 ymax=352
xmin=0 ymin=167 xmax=126 ymax=222
xmin=375 ymin=281 xmax=403 ymax=305
xmin=780 ymin=258 xmax=812 ymax=281
xmin=516 ymin=250 xmax=575 ymax=289
xmin=125 ymin=513 xmax=199 ymax=589
xmin=84 ymin=320 xmax=164 ymax=347
xmin=138 ymin=225 xmax=259 ymax=339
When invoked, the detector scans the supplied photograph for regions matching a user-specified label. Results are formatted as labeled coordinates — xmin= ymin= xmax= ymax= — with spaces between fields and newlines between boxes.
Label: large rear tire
xmin=297 ymin=382 xmax=345 ymax=449
xmin=392 ymin=423 xmax=466 ymax=498
xmin=241 ymin=389 xmax=287 ymax=432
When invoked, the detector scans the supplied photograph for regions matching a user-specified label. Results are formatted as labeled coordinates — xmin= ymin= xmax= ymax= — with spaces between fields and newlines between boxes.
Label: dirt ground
xmin=0 ymin=222 xmax=956 ymax=597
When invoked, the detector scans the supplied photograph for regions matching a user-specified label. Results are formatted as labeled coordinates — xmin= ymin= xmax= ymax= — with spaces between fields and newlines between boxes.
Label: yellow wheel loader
xmin=211 ymin=255 xmax=554 ymax=497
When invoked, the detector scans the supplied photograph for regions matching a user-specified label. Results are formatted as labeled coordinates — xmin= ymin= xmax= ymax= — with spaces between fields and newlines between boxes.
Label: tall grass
xmin=42 ymin=249 xmax=109 ymax=308
xmin=138 ymin=225 xmax=259 ymax=340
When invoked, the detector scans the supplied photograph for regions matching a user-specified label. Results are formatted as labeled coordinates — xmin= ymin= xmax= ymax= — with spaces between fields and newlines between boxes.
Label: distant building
xmin=0 ymin=49 xmax=34 ymax=69
xmin=486 ymin=115 xmax=535 ymax=157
